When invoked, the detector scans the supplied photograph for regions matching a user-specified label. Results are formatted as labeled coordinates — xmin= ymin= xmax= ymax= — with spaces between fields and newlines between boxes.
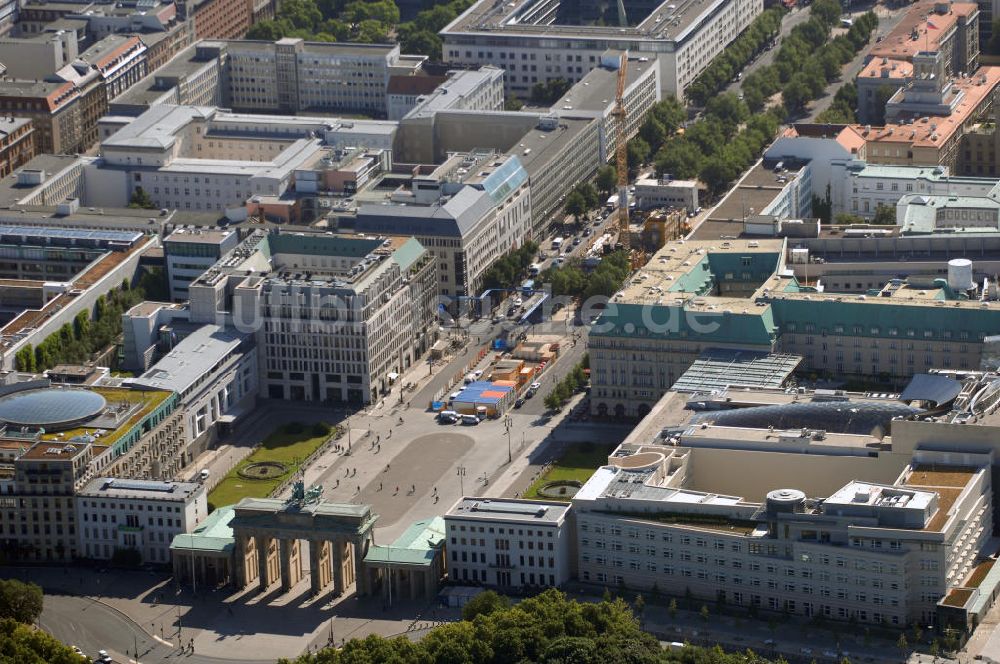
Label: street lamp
xmin=504 ymin=416 xmax=512 ymax=464
xmin=457 ymin=466 xmax=466 ymax=496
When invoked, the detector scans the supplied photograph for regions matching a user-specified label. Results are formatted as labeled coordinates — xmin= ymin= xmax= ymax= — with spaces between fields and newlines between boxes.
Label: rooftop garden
xmin=40 ymin=387 xmax=173 ymax=449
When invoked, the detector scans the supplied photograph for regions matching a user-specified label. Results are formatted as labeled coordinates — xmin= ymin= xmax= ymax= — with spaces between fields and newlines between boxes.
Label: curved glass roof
xmin=0 ymin=389 xmax=106 ymax=429
xmin=691 ymin=400 xmax=923 ymax=436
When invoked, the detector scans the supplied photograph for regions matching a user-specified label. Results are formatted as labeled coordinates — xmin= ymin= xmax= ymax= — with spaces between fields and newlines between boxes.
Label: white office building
xmin=76 ymin=477 xmax=207 ymax=564
xmin=444 ymin=498 xmax=573 ymax=589
xmin=127 ymin=323 xmax=258 ymax=451
xmin=441 ymin=0 xmax=762 ymax=99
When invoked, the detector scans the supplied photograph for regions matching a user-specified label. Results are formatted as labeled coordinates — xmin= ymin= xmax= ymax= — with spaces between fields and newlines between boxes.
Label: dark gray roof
xmin=354 ymin=187 xmax=494 ymax=237
xmin=899 ymin=374 xmax=963 ymax=408
xmin=691 ymin=400 xmax=924 ymax=436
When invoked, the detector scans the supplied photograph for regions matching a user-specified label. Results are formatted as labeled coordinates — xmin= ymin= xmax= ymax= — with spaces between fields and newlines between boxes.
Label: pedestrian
xmin=378 ymin=482 xmax=382 ymax=491
xmin=352 ymin=468 xmax=357 ymax=477
xmin=395 ymin=485 xmax=399 ymax=494
xmin=335 ymin=479 xmax=339 ymax=488
xmin=386 ymin=463 xmax=390 ymax=472
xmin=345 ymin=467 xmax=349 ymax=477
xmin=411 ymin=484 xmax=415 ymax=493
xmin=357 ymin=485 xmax=360 ymax=493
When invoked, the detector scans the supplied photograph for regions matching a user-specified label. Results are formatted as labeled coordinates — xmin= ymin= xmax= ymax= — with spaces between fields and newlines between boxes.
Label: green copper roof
xmin=170 ymin=505 xmax=235 ymax=553
xmin=268 ymin=233 xmax=383 ymax=257
xmin=391 ymin=237 xmax=427 ymax=273
xmin=774 ymin=298 xmax=1000 ymax=340
xmin=592 ymin=303 xmax=778 ymax=347
xmin=363 ymin=516 xmax=445 ymax=567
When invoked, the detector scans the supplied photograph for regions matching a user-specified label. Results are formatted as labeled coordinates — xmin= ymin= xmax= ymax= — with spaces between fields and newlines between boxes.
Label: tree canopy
xmin=278 ymin=589 xmax=786 ymax=664
xmin=0 ymin=620 xmax=85 ymax=664
xmin=629 ymin=1 xmax=876 ymax=196
xmin=0 ymin=580 xmax=42 ymax=625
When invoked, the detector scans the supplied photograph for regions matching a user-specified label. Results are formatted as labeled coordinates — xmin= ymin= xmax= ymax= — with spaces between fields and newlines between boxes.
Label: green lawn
xmin=523 ymin=443 xmax=617 ymax=501
xmin=207 ymin=423 xmax=335 ymax=511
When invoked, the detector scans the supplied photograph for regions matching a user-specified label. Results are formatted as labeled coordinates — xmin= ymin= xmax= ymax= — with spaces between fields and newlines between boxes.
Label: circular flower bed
xmin=536 ymin=480 xmax=583 ymax=499
xmin=237 ymin=461 xmax=287 ymax=480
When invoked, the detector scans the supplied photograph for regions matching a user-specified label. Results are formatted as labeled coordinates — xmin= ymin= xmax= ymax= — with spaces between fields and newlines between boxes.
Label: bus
xmin=521 ymin=279 xmax=535 ymax=294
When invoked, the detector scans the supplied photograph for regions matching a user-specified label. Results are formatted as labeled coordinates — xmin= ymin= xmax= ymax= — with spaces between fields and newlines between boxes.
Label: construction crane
xmin=613 ymin=51 xmax=630 ymax=254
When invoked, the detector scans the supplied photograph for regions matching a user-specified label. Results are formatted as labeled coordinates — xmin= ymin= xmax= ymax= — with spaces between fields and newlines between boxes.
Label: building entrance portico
xmin=230 ymin=489 xmax=378 ymax=597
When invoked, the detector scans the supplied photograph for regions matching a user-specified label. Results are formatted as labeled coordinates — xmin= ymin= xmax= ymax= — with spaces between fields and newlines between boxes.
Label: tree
xmin=633 ymin=594 xmax=645 ymax=627
xmin=699 ymin=604 xmax=710 ymax=622
xmin=0 ymin=579 xmax=43 ymax=624
xmin=930 ymin=640 xmax=940 ymax=657
xmin=897 ymin=633 xmax=909 ymax=654
xmin=400 ymin=28 xmax=442 ymax=60
xmin=782 ymin=76 xmax=812 ymax=113
xmin=626 ymin=137 xmax=649 ymax=176
xmin=872 ymin=84 xmax=895 ymax=125
xmin=575 ymin=182 xmax=599 ymax=210
xmin=504 ymin=95 xmax=524 ymax=111
xmin=705 ymin=93 xmax=750 ymax=130
xmin=564 ymin=191 xmax=587 ymax=221
xmin=128 ymin=186 xmax=156 ymax=210
xmin=872 ymin=204 xmax=896 ymax=225
xmin=0 ymin=619 xmax=85 ymax=664
xmin=668 ymin=598 xmax=678 ymax=619
xmin=544 ymin=391 xmax=561 ymax=411
xmin=835 ymin=212 xmax=865 ymax=225
xmin=595 ymin=165 xmax=617 ymax=196
xmin=461 ymin=590 xmax=510 ymax=620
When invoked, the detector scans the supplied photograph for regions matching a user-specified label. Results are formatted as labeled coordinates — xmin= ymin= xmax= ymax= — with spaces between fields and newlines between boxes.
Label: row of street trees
xmin=543 ymin=355 xmax=589 ymax=411
xmin=739 ymin=2 xmax=877 ymax=114
xmin=685 ymin=6 xmax=786 ymax=107
xmin=628 ymin=0 xmax=876 ymax=196
xmin=540 ymin=250 xmax=632 ymax=299
xmin=479 ymin=241 xmax=540 ymax=291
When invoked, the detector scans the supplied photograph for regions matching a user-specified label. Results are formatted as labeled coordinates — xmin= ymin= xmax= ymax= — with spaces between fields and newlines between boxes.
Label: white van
xmin=460 ymin=414 xmax=481 ymax=425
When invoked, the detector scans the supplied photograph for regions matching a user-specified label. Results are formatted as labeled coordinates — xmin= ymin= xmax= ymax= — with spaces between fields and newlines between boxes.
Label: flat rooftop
xmin=859 ymin=57 xmax=914 ymax=81
xmin=443 ymin=0 xmax=729 ymax=44
xmin=552 ymin=54 xmax=657 ymax=113
xmin=870 ymin=0 xmax=978 ymax=62
xmin=128 ymin=324 xmax=245 ymax=395
xmin=79 ymin=476 xmax=202 ymax=500
xmin=614 ymin=237 xmax=786 ymax=305
xmin=446 ymin=497 xmax=569 ymax=523
xmin=902 ymin=464 xmax=980 ymax=531
xmin=507 ymin=116 xmax=597 ymax=177
xmin=854 ymin=67 xmax=1000 ymax=149
xmin=164 ymin=228 xmax=235 ymax=245
xmin=707 ymin=160 xmax=804 ymax=224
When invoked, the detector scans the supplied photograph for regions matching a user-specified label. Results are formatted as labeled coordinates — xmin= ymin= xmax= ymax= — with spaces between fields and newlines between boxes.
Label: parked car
xmin=472 ymin=369 xmax=484 ymax=379
xmin=530 ymin=382 xmax=542 ymax=390
xmin=572 ymin=237 xmax=582 ymax=245
xmin=514 ymin=398 xmax=525 ymax=408
xmin=460 ymin=414 xmax=481 ymax=425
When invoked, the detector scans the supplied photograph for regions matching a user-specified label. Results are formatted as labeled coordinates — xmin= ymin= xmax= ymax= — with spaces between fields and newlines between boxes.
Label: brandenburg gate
xmin=230 ymin=484 xmax=378 ymax=596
